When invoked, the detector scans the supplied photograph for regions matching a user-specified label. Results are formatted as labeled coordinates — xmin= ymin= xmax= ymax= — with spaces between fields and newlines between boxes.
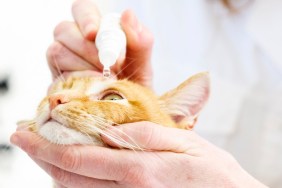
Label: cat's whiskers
xmin=80 ymin=116 xmax=142 ymax=150
xmin=81 ymin=112 xmax=145 ymax=151
xmin=61 ymin=108 xmax=144 ymax=151
xmin=77 ymin=129 xmax=97 ymax=144
xmin=53 ymin=56 xmax=65 ymax=83
xmin=115 ymin=57 xmax=137 ymax=78
xmin=33 ymin=133 xmax=52 ymax=150
xmin=83 ymin=115 xmax=152 ymax=171
xmin=117 ymin=57 xmax=152 ymax=88
xmin=58 ymin=111 xmax=110 ymax=144
xmin=125 ymin=65 xmax=144 ymax=83
xmin=64 ymin=115 xmax=151 ymax=172
xmin=92 ymin=123 xmax=145 ymax=152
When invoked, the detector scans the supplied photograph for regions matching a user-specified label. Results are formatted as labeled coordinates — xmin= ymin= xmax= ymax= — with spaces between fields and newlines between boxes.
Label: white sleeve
xmin=247 ymin=0 xmax=282 ymax=70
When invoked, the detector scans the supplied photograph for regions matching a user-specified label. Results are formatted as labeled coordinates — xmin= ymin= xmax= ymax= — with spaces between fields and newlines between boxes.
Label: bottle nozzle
xmin=99 ymin=52 xmax=116 ymax=78
xmin=103 ymin=67 xmax=111 ymax=78
xmin=95 ymin=13 xmax=126 ymax=79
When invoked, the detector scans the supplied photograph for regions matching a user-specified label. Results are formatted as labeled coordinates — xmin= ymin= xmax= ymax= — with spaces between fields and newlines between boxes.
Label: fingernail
xmin=84 ymin=23 xmax=97 ymax=40
xmin=10 ymin=133 xmax=25 ymax=151
xmin=10 ymin=134 xmax=20 ymax=146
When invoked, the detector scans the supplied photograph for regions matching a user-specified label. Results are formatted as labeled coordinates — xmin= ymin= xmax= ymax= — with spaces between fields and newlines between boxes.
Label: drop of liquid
xmin=103 ymin=68 xmax=111 ymax=78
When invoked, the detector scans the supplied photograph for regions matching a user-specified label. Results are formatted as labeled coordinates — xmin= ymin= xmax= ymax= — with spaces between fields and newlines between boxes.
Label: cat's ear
xmin=159 ymin=72 xmax=210 ymax=129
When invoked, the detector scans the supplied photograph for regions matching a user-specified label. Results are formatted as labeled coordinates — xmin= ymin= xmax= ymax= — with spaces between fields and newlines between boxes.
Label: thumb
xmin=117 ymin=10 xmax=154 ymax=88
xmin=101 ymin=121 xmax=202 ymax=153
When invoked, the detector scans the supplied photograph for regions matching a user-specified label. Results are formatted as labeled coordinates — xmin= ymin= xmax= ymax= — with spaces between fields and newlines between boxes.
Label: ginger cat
xmin=22 ymin=72 xmax=210 ymax=147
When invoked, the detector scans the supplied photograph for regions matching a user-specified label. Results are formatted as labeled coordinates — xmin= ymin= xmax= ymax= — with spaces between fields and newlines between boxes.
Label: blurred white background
xmin=0 ymin=1 xmax=73 ymax=187
xmin=0 ymin=0 xmax=282 ymax=188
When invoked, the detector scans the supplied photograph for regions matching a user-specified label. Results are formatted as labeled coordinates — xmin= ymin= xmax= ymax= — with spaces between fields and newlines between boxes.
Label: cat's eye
xmin=100 ymin=93 xmax=123 ymax=101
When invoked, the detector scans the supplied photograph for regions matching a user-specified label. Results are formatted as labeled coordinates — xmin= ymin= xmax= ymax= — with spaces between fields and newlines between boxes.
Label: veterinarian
xmin=11 ymin=0 xmax=282 ymax=187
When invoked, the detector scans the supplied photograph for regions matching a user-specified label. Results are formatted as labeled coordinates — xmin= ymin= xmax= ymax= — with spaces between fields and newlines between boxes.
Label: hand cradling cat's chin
xmin=38 ymin=120 xmax=98 ymax=145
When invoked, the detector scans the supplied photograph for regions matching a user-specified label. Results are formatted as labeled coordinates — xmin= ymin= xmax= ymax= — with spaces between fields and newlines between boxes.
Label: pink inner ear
xmin=188 ymin=86 xmax=210 ymax=117
xmin=160 ymin=72 xmax=210 ymax=127
xmin=171 ymin=115 xmax=197 ymax=129
xmin=171 ymin=115 xmax=185 ymax=123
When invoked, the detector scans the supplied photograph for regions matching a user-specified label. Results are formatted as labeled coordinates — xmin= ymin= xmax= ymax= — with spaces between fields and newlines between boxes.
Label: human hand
xmin=47 ymin=0 xmax=154 ymax=87
xmin=10 ymin=122 xmax=267 ymax=188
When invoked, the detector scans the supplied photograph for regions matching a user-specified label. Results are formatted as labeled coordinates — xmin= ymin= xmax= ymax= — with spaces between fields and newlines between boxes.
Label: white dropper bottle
xmin=95 ymin=13 xmax=126 ymax=77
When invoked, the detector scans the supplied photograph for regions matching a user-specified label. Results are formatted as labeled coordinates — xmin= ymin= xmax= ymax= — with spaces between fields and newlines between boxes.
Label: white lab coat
xmin=94 ymin=0 xmax=282 ymax=187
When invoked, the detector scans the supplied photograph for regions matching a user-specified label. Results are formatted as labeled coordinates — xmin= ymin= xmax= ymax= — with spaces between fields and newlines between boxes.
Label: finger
xmin=118 ymin=10 xmax=154 ymax=88
xmin=46 ymin=41 xmax=97 ymax=80
xmin=102 ymin=122 xmax=206 ymax=153
xmin=10 ymin=131 xmax=139 ymax=181
xmin=72 ymin=0 xmax=101 ymax=40
xmin=54 ymin=21 xmax=101 ymax=69
xmin=32 ymin=157 xmax=118 ymax=188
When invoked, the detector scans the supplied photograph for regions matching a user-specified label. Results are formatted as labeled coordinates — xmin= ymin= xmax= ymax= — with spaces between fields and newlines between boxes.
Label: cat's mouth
xmin=46 ymin=118 xmax=59 ymax=124
xmin=44 ymin=118 xmax=64 ymax=127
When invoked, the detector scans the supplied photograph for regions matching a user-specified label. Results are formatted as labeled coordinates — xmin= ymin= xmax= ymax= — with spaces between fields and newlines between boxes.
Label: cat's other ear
xmin=159 ymin=72 xmax=210 ymax=129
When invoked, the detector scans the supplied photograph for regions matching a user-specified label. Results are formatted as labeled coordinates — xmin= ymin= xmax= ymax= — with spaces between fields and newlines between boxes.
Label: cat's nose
xmin=49 ymin=94 xmax=70 ymax=110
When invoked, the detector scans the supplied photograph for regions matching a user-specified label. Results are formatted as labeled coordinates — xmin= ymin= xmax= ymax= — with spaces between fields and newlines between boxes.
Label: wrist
xmin=235 ymin=167 xmax=268 ymax=188
xmin=226 ymin=156 xmax=268 ymax=188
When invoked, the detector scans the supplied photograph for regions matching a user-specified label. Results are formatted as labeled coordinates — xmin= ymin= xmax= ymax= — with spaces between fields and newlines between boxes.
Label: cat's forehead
xmin=86 ymin=77 xmax=116 ymax=95
xmin=49 ymin=76 xmax=117 ymax=95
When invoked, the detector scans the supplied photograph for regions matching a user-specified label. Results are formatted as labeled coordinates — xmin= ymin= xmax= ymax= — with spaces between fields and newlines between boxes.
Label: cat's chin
xmin=38 ymin=120 xmax=103 ymax=146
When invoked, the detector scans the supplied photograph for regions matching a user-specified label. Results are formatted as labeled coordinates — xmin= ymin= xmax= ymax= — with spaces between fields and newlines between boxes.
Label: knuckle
xmin=46 ymin=42 xmax=64 ymax=63
xmin=59 ymin=147 xmax=81 ymax=171
xmin=129 ymin=26 xmax=155 ymax=52
xmin=53 ymin=21 xmax=71 ymax=38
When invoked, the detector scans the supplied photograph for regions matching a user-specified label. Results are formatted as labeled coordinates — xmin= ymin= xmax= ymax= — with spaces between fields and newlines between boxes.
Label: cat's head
xmin=21 ymin=72 xmax=210 ymax=146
